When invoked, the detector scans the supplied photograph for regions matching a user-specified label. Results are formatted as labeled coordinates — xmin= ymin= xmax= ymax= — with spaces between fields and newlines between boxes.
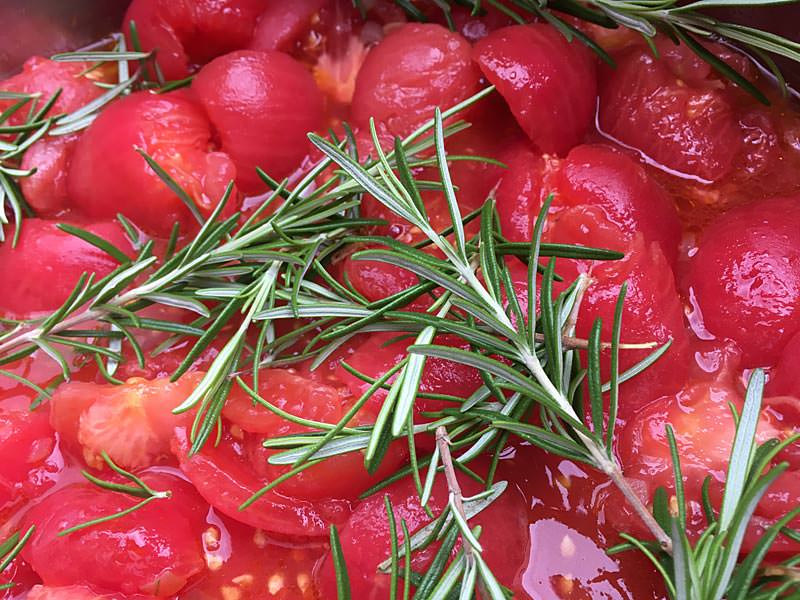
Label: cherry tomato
xmin=768 ymin=329 xmax=800 ymax=396
xmin=193 ymin=50 xmax=324 ymax=194
xmin=19 ymin=134 xmax=79 ymax=215
xmin=686 ymin=195 xmax=800 ymax=367
xmin=315 ymin=467 xmax=530 ymax=598
xmin=49 ymin=373 xmax=203 ymax=471
xmin=249 ymin=0 xmax=327 ymax=53
xmin=68 ymin=90 xmax=239 ymax=236
xmin=473 ymin=24 xmax=597 ymax=155
xmin=0 ymin=57 xmax=106 ymax=124
xmin=351 ymin=23 xmax=481 ymax=137
xmin=123 ymin=0 xmax=269 ymax=80
xmin=599 ymin=46 xmax=741 ymax=182
xmin=21 ymin=471 xmax=207 ymax=596
xmin=0 ymin=407 xmax=59 ymax=520
xmin=574 ymin=235 xmax=691 ymax=415
xmin=0 ymin=219 xmax=132 ymax=318
xmin=613 ymin=380 xmax=799 ymax=553
xmin=172 ymin=425 xmax=351 ymax=538
xmin=496 ymin=143 xmax=681 ymax=263
xmin=336 ymin=332 xmax=484 ymax=416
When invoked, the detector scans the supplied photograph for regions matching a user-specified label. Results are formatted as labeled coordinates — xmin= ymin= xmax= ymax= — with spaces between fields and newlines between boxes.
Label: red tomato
xmin=222 ymin=369 xmax=349 ymax=435
xmin=0 ymin=57 xmax=105 ymax=124
xmin=599 ymin=46 xmax=741 ymax=182
xmin=19 ymin=135 xmax=79 ymax=216
xmin=473 ymin=24 xmax=597 ymax=155
xmin=193 ymin=50 xmax=324 ymax=194
xmin=49 ymin=373 xmax=203 ymax=471
xmin=495 ymin=143 xmax=681 ymax=263
xmin=686 ymin=195 xmax=800 ymax=367
xmin=172 ymin=425 xmax=351 ymax=537
xmin=0 ymin=219 xmax=132 ymax=318
xmin=249 ymin=0 xmax=327 ymax=53
xmin=123 ymin=0 xmax=269 ymax=80
xmin=574 ymin=235 xmax=691 ymax=415
xmin=336 ymin=332 xmax=484 ymax=415
xmin=351 ymin=24 xmax=481 ymax=137
xmin=0 ymin=407 xmax=59 ymax=520
xmin=68 ymin=90 xmax=239 ymax=236
xmin=21 ymin=472 xmax=207 ymax=596
xmin=614 ymin=381 xmax=799 ymax=553
xmin=1 ymin=559 xmax=41 ymax=600
xmin=315 ymin=468 xmax=530 ymax=598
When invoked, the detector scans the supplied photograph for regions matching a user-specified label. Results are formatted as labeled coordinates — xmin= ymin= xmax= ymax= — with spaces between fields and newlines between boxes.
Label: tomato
xmin=473 ymin=24 xmax=597 ymax=156
xmin=1 ymin=558 xmax=40 ymax=600
xmin=180 ymin=512 xmax=319 ymax=599
xmin=172 ymin=425 xmax=351 ymax=537
xmin=249 ymin=0 xmax=327 ymax=53
xmin=0 ymin=219 xmax=132 ymax=318
xmin=193 ymin=50 xmax=324 ymax=194
xmin=599 ymin=46 xmax=741 ymax=182
xmin=123 ymin=0 xmax=269 ymax=80
xmin=613 ymin=380 xmax=799 ymax=553
xmin=0 ymin=407 xmax=59 ymax=520
xmin=574 ymin=235 xmax=691 ymax=415
xmin=21 ymin=472 xmax=207 ymax=596
xmin=222 ymin=369 xmax=349 ymax=435
xmin=686 ymin=195 xmax=800 ymax=367
xmin=49 ymin=373 xmax=203 ymax=471
xmin=19 ymin=135 xmax=79 ymax=215
xmin=351 ymin=24 xmax=481 ymax=137
xmin=68 ymin=90 xmax=239 ymax=236
xmin=336 ymin=332 xmax=484 ymax=416
xmin=0 ymin=57 xmax=106 ymax=124
xmin=315 ymin=467 xmax=530 ymax=598
xmin=495 ymin=143 xmax=681 ymax=263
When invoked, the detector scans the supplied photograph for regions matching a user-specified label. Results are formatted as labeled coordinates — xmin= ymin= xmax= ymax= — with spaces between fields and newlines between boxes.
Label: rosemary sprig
xmin=609 ymin=369 xmax=800 ymax=599
xmin=379 ymin=0 xmax=800 ymax=103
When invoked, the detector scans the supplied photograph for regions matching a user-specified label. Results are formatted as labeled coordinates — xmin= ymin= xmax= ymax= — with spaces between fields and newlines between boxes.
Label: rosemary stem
xmin=435 ymin=425 xmax=474 ymax=559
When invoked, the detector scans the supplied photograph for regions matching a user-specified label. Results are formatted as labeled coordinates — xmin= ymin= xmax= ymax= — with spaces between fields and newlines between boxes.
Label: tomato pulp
xmin=1 ymin=3 xmax=800 ymax=600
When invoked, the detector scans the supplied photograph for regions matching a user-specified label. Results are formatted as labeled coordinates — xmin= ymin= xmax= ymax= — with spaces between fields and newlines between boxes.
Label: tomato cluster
xmin=1 ymin=1 xmax=800 ymax=599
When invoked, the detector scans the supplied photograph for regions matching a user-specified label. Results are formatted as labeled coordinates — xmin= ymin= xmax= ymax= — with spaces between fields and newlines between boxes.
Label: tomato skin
xmin=599 ymin=47 xmax=741 ymax=182
xmin=336 ymin=332 xmax=484 ymax=414
xmin=0 ymin=219 xmax=131 ymax=318
xmin=193 ymin=50 xmax=324 ymax=194
xmin=614 ymin=381 xmax=799 ymax=553
xmin=21 ymin=472 xmax=207 ymax=596
xmin=50 ymin=374 xmax=203 ymax=471
xmin=351 ymin=24 xmax=481 ymax=137
xmin=687 ymin=195 xmax=800 ymax=368
xmin=575 ymin=235 xmax=690 ymax=415
xmin=173 ymin=426 xmax=351 ymax=537
xmin=0 ymin=57 xmax=104 ymax=124
xmin=315 ymin=470 xmax=530 ymax=598
xmin=249 ymin=0 xmax=326 ymax=52
xmin=768 ymin=330 xmax=800 ymax=396
xmin=123 ymin=0 xmax=269 ymax=80
xmin=223 ymin=369 xmax=349 ymax=435
xmin=19 ymin=135 xmax=79 ymax=215
xmin=0 ymin=407 xmax=59 ymax=519
xmin=68 ymin=90 xmax=239 ymax=236
xmin=473 ymin=24 xmax=597 ymax=155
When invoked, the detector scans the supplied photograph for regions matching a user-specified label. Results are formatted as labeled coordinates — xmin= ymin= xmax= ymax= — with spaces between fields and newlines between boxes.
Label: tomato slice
xmin=173 ymin=426 xmax=351 ymax=538
xmin=473 ymin=24 xmax=597 ymax=156
xmin=21 ymin=472 xmax=207 ymax=596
